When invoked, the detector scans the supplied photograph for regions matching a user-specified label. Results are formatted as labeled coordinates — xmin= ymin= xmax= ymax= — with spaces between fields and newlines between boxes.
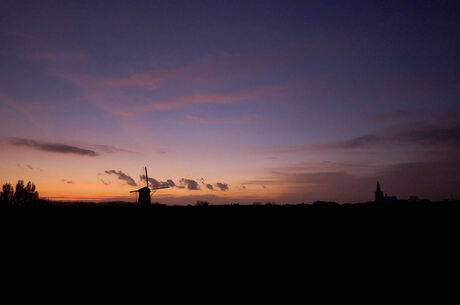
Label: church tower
xmin=375 ymin=181 xmax=384 ymax=202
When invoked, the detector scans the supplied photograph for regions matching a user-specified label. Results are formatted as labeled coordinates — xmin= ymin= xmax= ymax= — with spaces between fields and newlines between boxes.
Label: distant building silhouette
xmin=374 ymin=181 xmax=397 ymax=202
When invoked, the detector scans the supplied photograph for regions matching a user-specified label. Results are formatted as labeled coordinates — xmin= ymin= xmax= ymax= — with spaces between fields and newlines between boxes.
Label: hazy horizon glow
xmin=1 ymin=1 xmax=459 ymax=204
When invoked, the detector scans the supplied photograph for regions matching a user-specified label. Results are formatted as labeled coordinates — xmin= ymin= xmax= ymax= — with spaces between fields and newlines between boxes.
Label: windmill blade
xmin=145 ymin=166 xmax=149 ymax=188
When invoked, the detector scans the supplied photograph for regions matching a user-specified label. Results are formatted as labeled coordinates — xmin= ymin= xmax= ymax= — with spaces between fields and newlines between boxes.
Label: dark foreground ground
xmin=2 ymin=199 xmax=458 ymax=304
xmin=3 ymin=198 xmax=459 ymax=208
xmin=3 ymin=198 xmax=458 ymax=230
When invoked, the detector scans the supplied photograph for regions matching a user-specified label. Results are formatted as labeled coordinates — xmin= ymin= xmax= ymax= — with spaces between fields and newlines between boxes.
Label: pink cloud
xmin=142 ymin=91 xmax=253 ymax=111
xmin=57 ymin=45 xmax=301 ymax=91
xmin=139 ymin=84 xmax=288 ymax=112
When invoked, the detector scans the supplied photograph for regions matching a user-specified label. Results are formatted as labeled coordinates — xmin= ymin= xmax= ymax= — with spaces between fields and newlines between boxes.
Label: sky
xmin=0 ymin=0 xmax=459 ymax=204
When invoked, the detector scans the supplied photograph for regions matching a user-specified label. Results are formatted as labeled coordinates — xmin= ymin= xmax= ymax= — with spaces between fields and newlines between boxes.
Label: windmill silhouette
xmin=130 ymin=167 xmax=169 ymax=207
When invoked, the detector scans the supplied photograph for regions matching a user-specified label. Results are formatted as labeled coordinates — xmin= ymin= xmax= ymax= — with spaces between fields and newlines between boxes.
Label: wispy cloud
xmin=59 ymin=67 xmax=289 ymax=117
xmin=72 ymin=49 xmax=296 ymax=91
xmin=100 ymin=65 xmax=190 ymax=89
xmin=138 ymin=85 xmax=285 ymax=112
xmin=9 ymin=137 xmax=99 ymax=156
xmin=105 ymin=170 xmax=137 ymax=186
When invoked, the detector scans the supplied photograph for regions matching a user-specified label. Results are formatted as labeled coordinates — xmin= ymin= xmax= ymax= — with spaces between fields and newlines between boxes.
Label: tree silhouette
xmin=0 ymin=183 xmax=14 ymax=206
xmin=15 ymin=180 xmax=39 ymax=206
xmin=0 ymin=180 xmax=39 ymax=206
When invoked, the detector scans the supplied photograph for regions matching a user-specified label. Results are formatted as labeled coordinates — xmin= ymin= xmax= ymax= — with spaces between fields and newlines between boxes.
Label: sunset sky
xmin=0 ymin=0 xmax=459 ymax=204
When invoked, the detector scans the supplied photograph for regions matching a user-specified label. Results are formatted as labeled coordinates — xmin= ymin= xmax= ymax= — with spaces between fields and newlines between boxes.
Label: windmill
xmin=130 ymin=166 xmax=169 ymax=207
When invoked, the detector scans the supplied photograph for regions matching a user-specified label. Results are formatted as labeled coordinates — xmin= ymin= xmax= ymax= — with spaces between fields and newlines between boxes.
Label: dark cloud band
xmin=316 ymin=124 xmax=460 ymax=150
xmin=9 ymin=137 xmax=99 ymax=156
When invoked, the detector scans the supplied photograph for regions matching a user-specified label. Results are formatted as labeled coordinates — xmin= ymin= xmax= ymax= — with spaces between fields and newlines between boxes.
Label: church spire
xmin=375 ymin=181 xmax=383 ymax=202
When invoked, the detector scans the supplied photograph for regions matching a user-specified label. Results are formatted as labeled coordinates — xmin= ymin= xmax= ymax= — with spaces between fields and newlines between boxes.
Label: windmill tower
xmin=130 ymin=167 xmax=169 ymax=207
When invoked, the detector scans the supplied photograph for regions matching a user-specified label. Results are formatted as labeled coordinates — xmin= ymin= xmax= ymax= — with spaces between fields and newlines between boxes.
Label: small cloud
xmin=61 ymin=179 xmax=74 ymax=184
xmin=26 ymin=164 xmax=33 ymax=170
xmin=206 ymin=184 xmax=214 ymax=190
xmin=179 ymin=178 xmax=201 ymax=190
xmin=105 ymin=170 xmax=137 ymax=186
xmin=215 ymin=182 xmax=229 ymax=191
